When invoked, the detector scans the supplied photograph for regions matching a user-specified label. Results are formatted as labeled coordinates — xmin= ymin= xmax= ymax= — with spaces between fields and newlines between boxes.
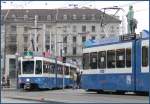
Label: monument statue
xmin=126 ymin=5 xmax=137 ymax=34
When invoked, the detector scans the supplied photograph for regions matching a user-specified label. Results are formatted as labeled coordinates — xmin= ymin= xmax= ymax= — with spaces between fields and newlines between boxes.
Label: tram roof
xmin=84 ymin=29 xmax=149 ymax=48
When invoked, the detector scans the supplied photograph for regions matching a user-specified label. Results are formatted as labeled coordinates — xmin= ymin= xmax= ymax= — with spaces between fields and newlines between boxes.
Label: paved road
xmin=1 ymin=97 xmax=42 ymax=103
xmin=1 ymin=88 xmax=149 ymax=103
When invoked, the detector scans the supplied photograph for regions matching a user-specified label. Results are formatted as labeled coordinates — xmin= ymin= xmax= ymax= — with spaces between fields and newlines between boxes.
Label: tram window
xmin=107 ymin=50 xmax=116 ymax=68
xmin=142 ymin=46 xmax=148 ymax=67
xmin=43 ymin=61 xmax=49 ymax=73
xmin=83 ymin=53 xmax=90 ymax=69
xmin=90 ymin=52 xmax=98 ymax=69
xmin=35 ymin=60 xmax=42 ymax=74
xmin=98 ymin=51 xmax=106 ymax=69
xmin=49 ymin=63 xmax=54 ymax=74
xmin=126 ymin=48 xmax=131 ymax=67
xmin=116 ymin=49 xmax=125 ymax=68
xmin=23 ymin=61 xmax=34 ymax=74
xmin=57 ymin=65 xmax=63 ymax=75
xmin=65 ymin=66 xmax=69 ymax=75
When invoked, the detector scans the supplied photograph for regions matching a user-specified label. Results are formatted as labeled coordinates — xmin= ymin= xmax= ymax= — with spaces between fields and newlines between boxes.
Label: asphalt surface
xmin=1 ymin=88 xmax=149 ymax=103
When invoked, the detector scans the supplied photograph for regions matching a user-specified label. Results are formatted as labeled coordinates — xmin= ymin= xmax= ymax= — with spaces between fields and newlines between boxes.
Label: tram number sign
xmin=120 ymin=34 xmax=136 ymax=41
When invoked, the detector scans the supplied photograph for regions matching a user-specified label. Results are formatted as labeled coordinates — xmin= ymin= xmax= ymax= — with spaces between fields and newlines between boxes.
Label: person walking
xmin=72 ymin=73 xmax=77 ymax=89
xmin=76 ymin=72 xmax=81 ymax=89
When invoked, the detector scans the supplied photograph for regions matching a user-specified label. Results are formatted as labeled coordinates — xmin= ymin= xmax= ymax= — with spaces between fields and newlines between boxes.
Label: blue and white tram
xmin=18 ymin=56 xmax=57 ymax=90
xmin=18 ymin=55 xmax=77 ymax=90
xmin=135 ymin=31 xmax=149 ymax=92
xmin=81 ymin=30 xmax=149 ymax=94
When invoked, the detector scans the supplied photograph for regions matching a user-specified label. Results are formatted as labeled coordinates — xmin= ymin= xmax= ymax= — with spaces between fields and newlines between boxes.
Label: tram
xmin=18 ymin=54 xmax=77 ymax=90
xmin=81 ymin=30 xmax=149 ymax=94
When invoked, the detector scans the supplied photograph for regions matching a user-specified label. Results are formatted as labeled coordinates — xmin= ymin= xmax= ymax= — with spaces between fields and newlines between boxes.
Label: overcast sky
xmin=1 ymin=1 xmax=149 ymax=34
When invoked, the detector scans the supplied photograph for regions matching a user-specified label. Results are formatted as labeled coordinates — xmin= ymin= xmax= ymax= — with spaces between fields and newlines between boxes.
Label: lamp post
xmin=15 ymin=52 xmax=19 ymax=89
xmin=57 ymin=41 xmax=65 ymax=89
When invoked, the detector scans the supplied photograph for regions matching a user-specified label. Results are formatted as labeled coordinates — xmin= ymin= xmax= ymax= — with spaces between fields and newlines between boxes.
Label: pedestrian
xmin=72 ymin=72 xmax=77 ymax=89
xmin=6 ymin=76 xmax=10 ymax=88
xmin=76 ymin=72 xmax=81 ymax=89
xmin=2 ymin=76 xmax=5 ymax=88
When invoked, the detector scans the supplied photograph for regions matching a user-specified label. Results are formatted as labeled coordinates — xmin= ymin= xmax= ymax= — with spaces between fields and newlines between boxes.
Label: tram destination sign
xmin=120 ymin=34 xmax=136 ymax=41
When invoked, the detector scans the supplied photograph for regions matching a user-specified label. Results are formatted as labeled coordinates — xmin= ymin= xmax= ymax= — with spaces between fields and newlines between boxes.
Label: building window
xmin=72 ymin=25 xmax=76 ymax=32
xmin=82 ymin=36 xmax=86 ymax=42
xmin=73 ymin=47 xmax=76 ymax=55
xmin=101 ymin=28 xmax=104 ymax=32
xmin=82 ymin=14 xmax=86 ymax=20
xmin=12 ymin=14 xmax=16 ymax=21
xmin=91 ymin=36 xmax=95 ymax=40
xmin=82 ymin=25 xmax=86 ymax=32
xmin=9 ymin=36 xmax=16 ymax=42
xmin=46 ymin=45 xmax=50 ymax=50
xmin=9 ymin=46 xmax=17 ymax=54
xmin=64 ymin=47 xmax=67 ymax=54
xmin=24 ymin=26 xmax=28 ymax=32
xmin=11 ymin=25 xmax=16 ymax=32
xmin=47 ymin=15 xmax=51 ymax=20
xmin=73 ymin=14 xmax=77 ymax=20
xmin=24 ymin=36 xmax=28 ymax=42
xmin=24 ymin=15 xmax=28 ymax=20
xmin=92 ymin=26 xmax=96 ymax=32
xmin=73 ymin=36 xmax=76 ymax=43
xmin=63 ymin=14 xmax=67 ymax=20
xmin=91 ymin=14 xmax=95 ymax=20
xmin=111 ymin=26 xmax=114 ymax=32
xmin=63 ymin=36 xmax=67 ymax=43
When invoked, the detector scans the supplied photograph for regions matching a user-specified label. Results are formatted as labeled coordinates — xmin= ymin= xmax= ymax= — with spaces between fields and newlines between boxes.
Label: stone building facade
xmin=2 ymin=9 xmax=121 ymax=85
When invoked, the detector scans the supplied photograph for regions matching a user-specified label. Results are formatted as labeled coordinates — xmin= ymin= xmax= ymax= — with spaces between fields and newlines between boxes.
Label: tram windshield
xmin=35 ymin=60 xmax=42 ymax=74
xmin=22 ymin=61 xmax=34 ymax=74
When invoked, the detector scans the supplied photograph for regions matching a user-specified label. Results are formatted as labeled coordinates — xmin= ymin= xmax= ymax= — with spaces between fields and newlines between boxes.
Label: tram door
xmin=9 ymin=59 xmax=17 ymax=87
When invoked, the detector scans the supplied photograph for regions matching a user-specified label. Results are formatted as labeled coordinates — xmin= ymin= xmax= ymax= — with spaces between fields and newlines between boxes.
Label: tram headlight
xmin=26 ymin=78 xmax=30 ymax=82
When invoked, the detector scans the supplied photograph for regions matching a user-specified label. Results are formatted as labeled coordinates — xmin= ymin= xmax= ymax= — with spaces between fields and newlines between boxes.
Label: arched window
xmin=12 ymin=14 xmax=16 ymax=21
xmin=24 ymin=15 xmax=28 ymax=20
xmin=47 ymin=15 xmax=51 ymax=20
